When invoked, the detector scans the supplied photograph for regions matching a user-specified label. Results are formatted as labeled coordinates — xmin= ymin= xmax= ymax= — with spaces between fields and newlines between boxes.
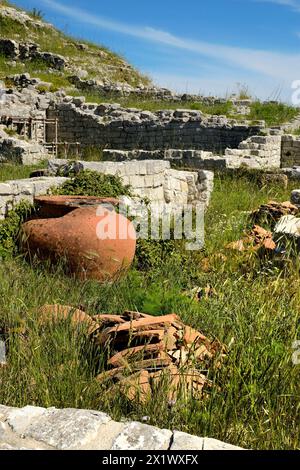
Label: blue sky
xmin=10 ymin=0 xmax=300 ymax=100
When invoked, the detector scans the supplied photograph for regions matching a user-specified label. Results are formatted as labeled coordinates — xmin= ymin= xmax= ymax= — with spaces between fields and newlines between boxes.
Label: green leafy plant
xmin=29 ymin=8 xmax=44 ymax=20
xmin=0 ymin=201 xmax=34 ymax=259
xmin=3 ymin=128 xmax=17 ymax=137
xmin=53 ymin=169 xmax=132 ymax=198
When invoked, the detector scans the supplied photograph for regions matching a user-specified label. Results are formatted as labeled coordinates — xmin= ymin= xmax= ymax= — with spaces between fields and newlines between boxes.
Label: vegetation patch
xmin=0 ymin=200 xmax=33 ymax=259
xmin=248 ymin=101 xmax=299 ymax=126
xmin=0 ymin=174 xmax=299 ymax=449
xmin=53 ymin=169 xmax=132 ymax=198
xmin=0 ymin=162 xmax=47 ymax=182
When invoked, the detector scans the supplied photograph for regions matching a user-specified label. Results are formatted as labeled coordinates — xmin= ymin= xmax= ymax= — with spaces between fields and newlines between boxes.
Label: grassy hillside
xmin=0 ymin=1 xmax=151 ymax=89
xmin=0 ymin=1 xmax=298 ymax=125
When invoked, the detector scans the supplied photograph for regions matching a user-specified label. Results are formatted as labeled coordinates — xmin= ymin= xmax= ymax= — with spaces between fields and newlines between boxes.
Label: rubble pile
xmin=227 ymin=225 xmax=276 ymax=252
xmin=251 ymin=200 xmax=298 ymax=227
xmin=39 ymin=305 xmax=226 ymax=404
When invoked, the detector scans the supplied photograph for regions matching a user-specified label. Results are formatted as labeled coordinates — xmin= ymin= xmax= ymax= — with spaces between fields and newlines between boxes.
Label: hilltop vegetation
xmin=0 ymin=1 xmax=151 ymax=89
xmin=0 ymin=1 xmax=298 ymax=125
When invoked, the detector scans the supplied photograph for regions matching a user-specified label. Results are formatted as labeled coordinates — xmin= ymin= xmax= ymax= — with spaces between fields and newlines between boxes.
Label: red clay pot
xmin=34 ymin=195 xmax=120 ymax=219
xmin=22 ymin=202 xmax=136 ymax=282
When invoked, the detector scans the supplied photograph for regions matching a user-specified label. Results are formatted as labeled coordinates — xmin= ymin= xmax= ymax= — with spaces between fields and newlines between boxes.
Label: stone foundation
xmin=225 ymin=134 xmax=281 ymax=169
xmin=0 ymin=134 xmax=49 ymax=165
xmin=0 ymin=405 xmax=243 ymax=450
xmin=103 ymin=149 xmax=228 ymax=170
xmin=0 ymin=159 xmax=213 ymax=219
xmin=47 ymin=159 xmax=214 ymax=208
xmin=0 ymin=176 xmax=68 ymax=218
xmin=281 ymin=135 xmax=300 ymax=168
xmin=47 ymin=100 xmax=264 ymax=153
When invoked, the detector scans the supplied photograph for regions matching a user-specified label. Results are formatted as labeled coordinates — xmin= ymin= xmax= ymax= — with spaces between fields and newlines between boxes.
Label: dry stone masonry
xmin=0 ymin=77 xmax=291 ymax=171
xmin=0 ymin=176 xmax=68 ymax=218
xmin=225 ymin=134 xmax=282 ymax=169
xmin=0 ymin=405 xmax=243 ymax=450
xmin=48 ymin=158 xmax=214 ymax=207
xmin=281 ymin=135 xmax=300 ymax=168
xmin=103 ymin=149 xmax=229 ymax=170
xmin=47 ymin=99 xmax=264 ymax=153
xmin=0 ymin=159 xmax=213 ymax=219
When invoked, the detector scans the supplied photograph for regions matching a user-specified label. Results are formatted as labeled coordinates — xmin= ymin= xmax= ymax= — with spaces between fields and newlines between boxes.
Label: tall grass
xmin=0 ymin=174 xmax=299 ymax=449
xmin=248 ymin=102 xmax=299 ymax=127
xmin=0 ymin=162 xmax=47 ymax=182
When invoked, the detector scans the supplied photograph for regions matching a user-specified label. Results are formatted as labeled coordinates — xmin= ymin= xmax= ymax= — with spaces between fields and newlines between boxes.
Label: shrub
xmin=249 ymin=101 xmax=298 ymax=126
xmin=53 ymin=169 xmax=132 ymax=198
xmin=29 ymin=8 xmax=44 ymax=20
xmin=0 ymin=201 xmax=34 ymax=259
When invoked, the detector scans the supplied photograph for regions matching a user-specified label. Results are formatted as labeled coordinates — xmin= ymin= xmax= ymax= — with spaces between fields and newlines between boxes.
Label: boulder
xmin=274 ymin=215 xmax=300 ymax=243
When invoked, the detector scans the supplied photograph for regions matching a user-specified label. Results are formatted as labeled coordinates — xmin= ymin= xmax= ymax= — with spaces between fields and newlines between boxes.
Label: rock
xmin=0 ymin=39 xmax=65 ymax=71
xmin=6 ymin=406 xmax=46 ymax=435
xmin=274 ymin=215 xmax=300 ymax=243
xmin=171 ymin=431 xmax=204 ymax=450
xmin=112 ymin=422 xmax=172 ymax=450
xmin=0 ymin=405 xmax=16 ymax=422
xmin=23 ymin=408 xmax=111 ymax=450
xmin=0 ymin=404 xmax=244 ymax=450
xmin=260 ymin=173 xmax=288 ymax=189
xmin=0 ymin=135 xmax=49 ymax=165
xmin=202 ymin=437 xmax=243 ymax=450
xmin=0 ymin=337 xmax=6 ymax=365
xmin=291 ymin=189 xmax=300 ymax=207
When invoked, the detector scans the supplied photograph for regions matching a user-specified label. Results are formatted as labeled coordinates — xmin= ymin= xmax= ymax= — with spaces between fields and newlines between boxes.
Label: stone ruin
xmin=1 ymin=72 xmax=300 ymax=219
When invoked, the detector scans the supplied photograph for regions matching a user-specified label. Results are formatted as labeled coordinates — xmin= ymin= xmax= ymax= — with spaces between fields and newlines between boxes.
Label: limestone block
xmin=7 ymin=406 xmax=47 ymax=435
xmin=128 ymin=175 xmax=145 ymax=188
xmin=112 ymin=422 xmax=172 ymax=450
xmin=0 ymin=183 xmax=13 ymax=195
xmin=274 ymin=215 xmax=300 ymax=239
xmin=0 ymin=195 xmax=13 ymax=217
xmin=23 ymin=408 xmax=111 ymax=450
xmin=171 ymin=431 xmax=204 ymax=450
xmin=0 ymin=405 xmax=16 ymax=422
xmin=203 ymin=437 xmax=243 ymax=450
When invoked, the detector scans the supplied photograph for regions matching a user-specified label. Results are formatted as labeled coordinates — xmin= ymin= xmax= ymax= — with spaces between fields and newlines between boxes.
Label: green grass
xmin=0 ymin=173 xmax=299 ymax=449
xmin=289 ymin=127 xmax=300 ymax=136
xmin=67 ymin=91 xmax=235 ymax=115
xmin=0 ymin=4 xmax=151 ymax=88
xmin=247 ymin=101 xmax=299 ymax=127
xmin=65 ymin=91 xmax=299 ymax=127
xmin=0 ymin=162 xmax=47 ymax=182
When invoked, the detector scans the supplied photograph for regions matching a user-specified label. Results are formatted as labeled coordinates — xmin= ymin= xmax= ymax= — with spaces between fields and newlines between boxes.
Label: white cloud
xmin=254 ymin=0 xmax=300 ymax=12
xmin=151 ymin=71 xmax=289 ymax=102
xmin=40 ymin=0 xmax=300 ymax=97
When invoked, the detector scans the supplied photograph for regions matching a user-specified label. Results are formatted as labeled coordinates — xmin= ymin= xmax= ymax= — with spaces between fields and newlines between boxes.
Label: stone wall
xmin=0 ymin=133 xmax=49 ymax=165
xmin=0 ymin=159 xmax=214 ymax=219
xmin=0 ymin=176 xmax=68 ymax=218
xmin=281 ymin=135 xmax=300 ymax=168
xmin=225 ymin=134 xmax=282 ymax=169
xmin=0 ymin=405 xmax=243 ymax=450
xmin=68 ymin=75 xmax=237 ymax=104
xmin=102 ymin=149 xmax=228 ymax=171
xmin=47 ymin=100 xmax=264 ymax=153
xmin=48 ymin=159 xmax=214 ymax=208
xmin=102 ymin=142 xmax=283 ymax=171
